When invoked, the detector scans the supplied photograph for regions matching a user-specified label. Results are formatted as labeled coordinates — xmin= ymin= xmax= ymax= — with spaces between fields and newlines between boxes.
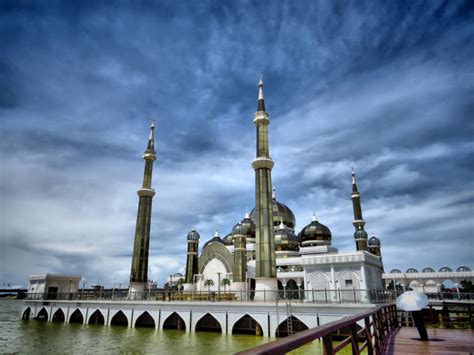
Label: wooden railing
xmin=236 ymin=304 xmax=398 ymax=355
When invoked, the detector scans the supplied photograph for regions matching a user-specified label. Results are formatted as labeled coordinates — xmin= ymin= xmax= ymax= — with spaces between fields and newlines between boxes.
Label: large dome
xmin=298 ymin=213 xmax=332 ymax=247
xmin=250 ymin=199 xmax=296 ymax=230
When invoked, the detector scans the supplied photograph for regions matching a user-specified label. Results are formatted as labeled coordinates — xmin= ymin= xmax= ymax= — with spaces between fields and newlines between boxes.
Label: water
xmin=0 ymin=300 xmax=332 ymax=354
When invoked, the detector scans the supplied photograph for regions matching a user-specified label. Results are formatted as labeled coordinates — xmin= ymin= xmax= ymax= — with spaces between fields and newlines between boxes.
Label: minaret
xmin=351 ymin=168 xmax=368 ymax=251
xmin=232 ymin=223 xmax=247 ymax=297
xmin=183 ymin=228 xmax=200 ymax=291
xmin=251 ymin=78 xmax=277 ymax=300
xmin=129 ymin=119 xmax=157 ymax=298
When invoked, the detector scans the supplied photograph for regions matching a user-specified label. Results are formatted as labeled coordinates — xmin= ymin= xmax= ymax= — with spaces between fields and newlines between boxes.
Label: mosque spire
xmin=129 ymin=116 xmax=158 ymax=298
xmin=351 ymin=167 xmax=368 ymax=251
xmin=251 ymin=77 xmax=277 ymax=300
xmin=257 ymin=77 xmax=266 ymax=112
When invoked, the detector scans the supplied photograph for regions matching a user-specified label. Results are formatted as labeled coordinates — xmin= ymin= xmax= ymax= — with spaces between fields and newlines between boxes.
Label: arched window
xmin=195 ymin=313 xmax=222 ymax=333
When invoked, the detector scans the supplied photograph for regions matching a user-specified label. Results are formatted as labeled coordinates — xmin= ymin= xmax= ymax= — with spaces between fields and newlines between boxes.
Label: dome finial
xmin=312 ymin=210 xmax=318 ymax=222
xmin=272 ymin=186 xmax=276 ymax=200
xmin=214 ymin=228 xmax=220 ymax=238
xmin=257 ymin=76 xmax=265 ymax=111
xmin=245 ymin=208 xmax=250 ymax=219
xmin=146 ymin=114 xmax=157 ymax=151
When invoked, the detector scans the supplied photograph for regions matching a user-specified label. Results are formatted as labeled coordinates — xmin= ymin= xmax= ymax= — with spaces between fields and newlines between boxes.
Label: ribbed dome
xmin=250 ymin=199 xmax=296 ymax=230
xmin=240 ymin=212 xmax=256 ymax=241
xmin=354 ymin=227 xmax=368 ymax=240
xmin=457 ymin=266 xmax=471 ymax=272
xmin=274 ymin=221 xmax=299 ymax=252
xmin=232 ymin=222 xmax=244 ymax=236
xmin=368 ymin=236 xmax=380 ymax=247
xmin=422 ymin=267 xmax=435 ymax=273
xmin=390 ymin=269 xmax=402 ymax=274
xmin=406 ymin=268 xmax=418 ymax=273
xmin=298 ymin=213 xmax=332 ymax=247
xmin=223 ymin=232 xmax=234 ymax=245
xmin=439 ymin=266 xmax=453 ymax=272
xmin=187 ymin=229 xmax=200 ymax=241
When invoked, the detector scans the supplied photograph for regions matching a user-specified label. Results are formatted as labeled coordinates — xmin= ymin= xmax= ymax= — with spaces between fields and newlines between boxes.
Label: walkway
xmin=387 ymin=327 xmax=474 ymax=354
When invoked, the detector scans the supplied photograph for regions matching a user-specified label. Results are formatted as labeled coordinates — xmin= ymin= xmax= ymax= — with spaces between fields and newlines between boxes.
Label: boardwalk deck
xmin=387 ymin=327 xmax=474 ymax=354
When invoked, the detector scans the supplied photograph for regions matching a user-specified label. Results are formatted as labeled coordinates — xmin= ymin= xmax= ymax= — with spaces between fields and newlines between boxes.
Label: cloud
xmin=1 ymin=1 xmax=473 ymax=287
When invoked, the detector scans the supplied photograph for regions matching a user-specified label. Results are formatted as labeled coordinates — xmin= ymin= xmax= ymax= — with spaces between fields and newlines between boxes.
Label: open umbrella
xmin=396 ymin=291 xmax=429 ymax=311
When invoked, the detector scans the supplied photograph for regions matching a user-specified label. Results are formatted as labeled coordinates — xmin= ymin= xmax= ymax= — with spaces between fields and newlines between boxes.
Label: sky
xmin=1 ymin=1 xmax=473 ymax=288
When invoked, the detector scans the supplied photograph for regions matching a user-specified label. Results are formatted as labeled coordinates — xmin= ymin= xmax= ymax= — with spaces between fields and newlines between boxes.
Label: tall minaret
xmin=351 ymin=168 xmax=368 ymax=251
xmin=251 ymin=79 xmax=277 ymax=300
xmin=129 ymin=119 xmax=157 ymax=298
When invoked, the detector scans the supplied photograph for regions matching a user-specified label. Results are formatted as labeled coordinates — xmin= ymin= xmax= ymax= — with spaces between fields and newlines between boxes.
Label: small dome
xmin=274 ymin=221 xmax=299 ymax=252
xmin=390 ymin=269 xmax=402 ymax=274
xmin=223 ymin=232 xmax=234 ymax=245
xmin=457 ymin=266 xmax=471 ymax=272
xmin=406 ymin=268 xmax=418 ymax=273
xmin=439 ymin=266 xmax=453 ymax=272
xmin=368 ymin=235 xmax=380 ymax=247
xmin=173 ymin=272 xmax=183 ymax=277
xmin=240 ymin=212 xmax=256 ymax=240
xmin=202 ymin=230 xmax=224 ymax=249
xmin=232 ymin=222 xmax=244 ymax=236
xmin=354 ymin=227 xmax=368 ymax=240
xmin=250 ymin=199 xmax=296 ymax=230
xmin=298 ymin=212 xmax=332 ymax=247
xmin=422 ymin=267 xmax=435 ymax=273
xmin=187 ymin=228 xmax=200 ymax=241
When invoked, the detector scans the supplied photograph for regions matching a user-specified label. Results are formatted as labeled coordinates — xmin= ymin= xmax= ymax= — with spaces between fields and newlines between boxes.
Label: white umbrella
xmin=396 ymin=291 xmax=429 ymax=311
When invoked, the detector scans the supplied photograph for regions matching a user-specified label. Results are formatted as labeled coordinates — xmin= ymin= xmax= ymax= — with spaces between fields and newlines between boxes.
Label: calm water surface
xmin=0 ymin=300 xmax=332 ymax=354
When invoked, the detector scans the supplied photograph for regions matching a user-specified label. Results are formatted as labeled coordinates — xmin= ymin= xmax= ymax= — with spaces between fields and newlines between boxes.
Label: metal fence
xmin=26 ymin=288 xmax=396 ymax=304
xmin=25 ymin=289 xmax=474 ymax=304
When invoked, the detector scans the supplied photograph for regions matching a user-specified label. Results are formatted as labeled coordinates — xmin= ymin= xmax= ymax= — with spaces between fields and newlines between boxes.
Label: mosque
xmin=129 ymin=79 xmax=385 ymax=302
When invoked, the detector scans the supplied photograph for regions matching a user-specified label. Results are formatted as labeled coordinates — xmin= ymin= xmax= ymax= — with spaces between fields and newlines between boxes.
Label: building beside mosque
xmin=384 ymin=266 xmax=473 ymax=293
xmin=127 ymin=79 xmax=386 ymax=302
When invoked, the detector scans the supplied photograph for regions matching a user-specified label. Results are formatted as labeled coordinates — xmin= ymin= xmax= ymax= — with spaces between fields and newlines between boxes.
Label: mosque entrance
xmin=52 ymin=309 xmax=65 ymax=323
xmin=276 ymin=316 xmax=308 ymax=337
xmin=69 ymin=309 xmax=84 ymax=324
xmin=135 ymin=311 xmax=155 ymax=328
xmin=88 ymin=310 xmax=105 ymax=325
xmin=163 ymin=312 xmax=186 ymax=330
xmin=232 ymin=315 xmax=262 ymax=336
xmin=110 ymin=311 xmax=128 ymax=326
xmin=195 ymin=313 xmax=222 ymax=333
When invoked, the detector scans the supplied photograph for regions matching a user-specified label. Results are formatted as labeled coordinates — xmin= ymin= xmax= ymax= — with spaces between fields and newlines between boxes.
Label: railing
xmin=236 ymin=304 xmax=398 ymax=355
xmin=26 ymin=289 xmax=474 ymax=304
xmin=398 ymin=301 xmax=474 ymax=329
xmin=25 ymin=289 xmax=396 ymax=304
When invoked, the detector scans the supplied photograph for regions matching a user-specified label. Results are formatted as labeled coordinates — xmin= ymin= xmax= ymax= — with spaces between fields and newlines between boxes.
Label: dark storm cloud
xmin=1 ymin=0 xmax=473 ymax=286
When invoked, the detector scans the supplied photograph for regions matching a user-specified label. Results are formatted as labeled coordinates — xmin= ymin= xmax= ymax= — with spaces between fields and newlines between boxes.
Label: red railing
xmin=236 ymin=304 xmax=398 ymax=355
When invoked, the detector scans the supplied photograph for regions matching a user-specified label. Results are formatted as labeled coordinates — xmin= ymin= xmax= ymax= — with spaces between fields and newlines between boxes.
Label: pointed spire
xmin=257 ymin=77 xmax=266 ymax=112
xmin=352 ymin=166 xmax=359 ymax=193
xmin=245 ymin=209 xmax=250 ymax=219
xmin=146 ymin=115 xmax=156 ymax=152
xmin=312 ymin=210 xmax=318 ymax=222
xmin=214 ymin=229 xmax=220 ymax=238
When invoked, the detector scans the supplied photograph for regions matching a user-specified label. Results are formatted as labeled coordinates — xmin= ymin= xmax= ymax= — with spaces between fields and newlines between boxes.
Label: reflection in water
xmin=1 ymin=301 xmax=329 ymax=354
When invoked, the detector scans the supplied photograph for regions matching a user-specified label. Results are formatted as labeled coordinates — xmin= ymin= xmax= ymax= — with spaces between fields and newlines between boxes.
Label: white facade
xmin=28 ymin=274 xmax=81 ymax=296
